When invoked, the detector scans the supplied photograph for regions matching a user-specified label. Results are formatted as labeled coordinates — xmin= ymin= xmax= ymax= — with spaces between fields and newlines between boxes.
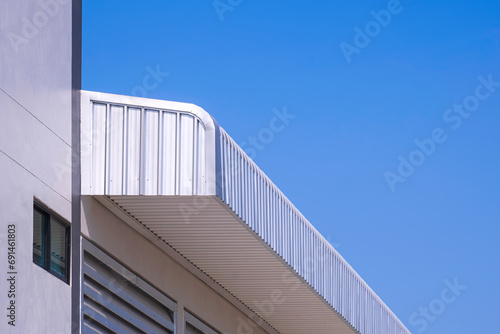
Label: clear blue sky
xmin=83 ymin=1 xmax=500 ymax=333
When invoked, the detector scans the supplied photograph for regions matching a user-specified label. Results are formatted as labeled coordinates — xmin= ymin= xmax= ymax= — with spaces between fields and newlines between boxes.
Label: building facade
xmin=0 ymin=1 xmax=411 ymax=333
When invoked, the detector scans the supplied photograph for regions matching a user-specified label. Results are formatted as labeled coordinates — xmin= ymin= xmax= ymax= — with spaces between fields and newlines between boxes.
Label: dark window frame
xmin=33 ymin=200 xmax=70 ymax=284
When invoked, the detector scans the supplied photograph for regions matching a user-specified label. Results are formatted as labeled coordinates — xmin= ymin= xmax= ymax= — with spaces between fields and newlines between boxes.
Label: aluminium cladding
xmin=81 ymin=90 xmax=411 ymax=334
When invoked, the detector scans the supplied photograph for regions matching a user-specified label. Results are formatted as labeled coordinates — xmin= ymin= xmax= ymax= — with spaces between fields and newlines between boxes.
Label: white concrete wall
xmin=0 ymin=0 xmax=73 ymax=333
xmin=82 ymin=196 xmax=271 ymax=334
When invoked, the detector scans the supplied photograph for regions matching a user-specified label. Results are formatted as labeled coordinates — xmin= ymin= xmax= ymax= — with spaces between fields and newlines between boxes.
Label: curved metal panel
xmin=81 ymin=91 xmax=214 ymax=196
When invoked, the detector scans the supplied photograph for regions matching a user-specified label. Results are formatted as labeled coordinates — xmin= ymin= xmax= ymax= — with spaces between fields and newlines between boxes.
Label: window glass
xmin=33 ymin=209 xmax=46 ymax=267
xmin=50 ymin=218 xmax=67 ymax=278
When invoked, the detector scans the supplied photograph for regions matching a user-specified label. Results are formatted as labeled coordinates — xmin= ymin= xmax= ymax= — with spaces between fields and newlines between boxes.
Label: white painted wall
xmin=0 ymin=0 xmax=73 ymax=332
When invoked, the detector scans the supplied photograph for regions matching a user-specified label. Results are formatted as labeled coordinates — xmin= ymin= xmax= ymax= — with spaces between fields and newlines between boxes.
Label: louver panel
xmin=82 ymin=239 xmax=176 ymax=334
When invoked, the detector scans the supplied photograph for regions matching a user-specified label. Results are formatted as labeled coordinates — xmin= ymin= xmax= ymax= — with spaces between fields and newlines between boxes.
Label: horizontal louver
xmin=83 ymin=239 xmax=176 ymax=334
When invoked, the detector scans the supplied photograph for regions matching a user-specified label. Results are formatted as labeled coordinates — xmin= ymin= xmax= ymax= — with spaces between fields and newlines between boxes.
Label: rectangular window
xmin=33 ymin=201 xmax=70 ymax=283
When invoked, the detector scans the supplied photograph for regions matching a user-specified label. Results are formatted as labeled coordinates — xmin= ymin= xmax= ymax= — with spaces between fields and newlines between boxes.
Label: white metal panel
xmin=125 ymin=107 xmax=141 ymax=194
xmin=82 ymin=92 xmax=210 ymax=197
xmin=91 ymin=103 xmax=106 ymax=194
xmin=197 ymin=120 xmax=206 ymax=195
xmin=107 ymin=105 xmax=124 ymax=195
xmin=161 ymin=111 xmax=177 ymax=195
xmin=143 ymin=109 xmax=159 ymax=195
xmin=82 ymin=91 xmax=215 ymax=197
xmin=179 ymin=114 xmax=195 ymax=195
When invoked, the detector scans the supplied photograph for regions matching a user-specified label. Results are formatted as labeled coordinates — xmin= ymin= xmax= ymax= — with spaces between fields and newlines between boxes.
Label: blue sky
xmin=83 ymin=1 xmax=500 ymax=333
